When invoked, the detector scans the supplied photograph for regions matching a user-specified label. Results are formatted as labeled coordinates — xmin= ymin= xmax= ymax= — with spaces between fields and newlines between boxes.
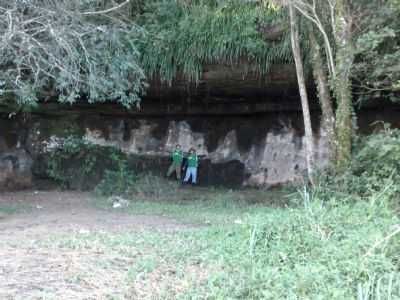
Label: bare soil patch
xmin=0 ymin=191 xmax=189 ymax=299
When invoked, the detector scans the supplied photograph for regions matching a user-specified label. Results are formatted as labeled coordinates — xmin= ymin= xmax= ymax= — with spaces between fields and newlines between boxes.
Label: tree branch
xmin=292 ymin=0 xmax=336 ymax=79
xmin=81 ymin=0 xmax=131 ymax=16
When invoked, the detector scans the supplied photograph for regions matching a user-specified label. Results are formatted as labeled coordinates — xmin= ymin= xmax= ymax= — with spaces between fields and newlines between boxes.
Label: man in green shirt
xmin=166 ymin=144 xmax=183 ymax=180
xmin=183 ymin=147 xmax=199 ymax=184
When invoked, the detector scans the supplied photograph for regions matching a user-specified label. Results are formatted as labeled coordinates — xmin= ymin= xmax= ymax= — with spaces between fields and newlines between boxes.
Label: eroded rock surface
xmin=1 ymin=90 xmax=398 ymax=190
xmin=0 ymin=149 xmax=33 ymax=190
xmin=18 ymin=114 xmax=314 ymax=188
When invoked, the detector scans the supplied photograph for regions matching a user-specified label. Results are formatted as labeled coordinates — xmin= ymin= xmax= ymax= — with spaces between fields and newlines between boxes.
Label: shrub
xmin=311 ymin=125 xmax=400 ymax=204
xmin=47 ymin=136 xmax=98 ymax=189
xmin=47 ymin=136 xmax=136 ymax=193
xmin=353 ymin=125 xmax=400 ymax=195
xmin=94 ymin=152 xmax=137 ymax=197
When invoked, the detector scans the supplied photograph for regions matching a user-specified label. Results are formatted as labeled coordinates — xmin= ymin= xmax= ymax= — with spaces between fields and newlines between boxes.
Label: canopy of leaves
xmin=353 ymin=0 xmax=400 ymax=103
xmin=2 ymin=0 xmax=398 ymax=107
xmin=0 ymin=0 xmax=146 ymax=108
xmin=137 ymin=0 xmax=293 ymax=84
xmin=0 ymin=0 xmax=295 ymax=107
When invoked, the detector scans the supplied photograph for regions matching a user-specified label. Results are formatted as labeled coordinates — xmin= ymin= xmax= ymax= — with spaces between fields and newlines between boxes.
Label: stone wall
xmin=0 ymin=62 xmax=399 ymax=190
xmin=1 ymin=105 xmax=399 ymax=190
xmin=80 ymin=114 xmax=309 ymax=187
xmin=0 ymin=110 xmax=310 ymax=189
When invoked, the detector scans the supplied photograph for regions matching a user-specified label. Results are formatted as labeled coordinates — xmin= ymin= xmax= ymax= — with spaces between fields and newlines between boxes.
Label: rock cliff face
xmin=0 ymin=64 xmax=399 ymax=190
xmin=1 ymin=113 xmax=315 ymax=189
xmin=0 ymin=149 xmax=33 ymax=190
xmin=81 ymin=115 xmax=309 ymax=186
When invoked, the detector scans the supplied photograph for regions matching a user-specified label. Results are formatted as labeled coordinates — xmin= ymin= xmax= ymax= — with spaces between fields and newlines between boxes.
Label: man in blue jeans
xmin=183 ymin=147 xmax=198 ymax=185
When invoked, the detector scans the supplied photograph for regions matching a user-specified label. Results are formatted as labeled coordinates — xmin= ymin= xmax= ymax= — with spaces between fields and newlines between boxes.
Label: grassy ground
xmin=1 ymin=178 xmax=399 ymax=299
xmin=95 ymin=184 xmax=291 ymax=225
xmin=47 ymin=181 xmax=400 ymax=299
xmin=0 ymin=201 xmax=32 ymax=216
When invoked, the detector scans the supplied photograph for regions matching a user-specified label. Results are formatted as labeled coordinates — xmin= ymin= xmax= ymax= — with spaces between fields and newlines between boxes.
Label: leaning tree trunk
xmin=308 ymin=26 xmax=336 ymax=164
xmin=334 ymin=0 xmax=354 ymax=172
xmin=289 ymin=3 xmax=315 ymax=182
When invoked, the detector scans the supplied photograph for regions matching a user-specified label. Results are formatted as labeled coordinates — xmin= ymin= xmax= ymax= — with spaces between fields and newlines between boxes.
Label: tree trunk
xmin=289 ymin=3 xmax=315 ymax=182
xmin=308 ymin=26 xmax=336 ymax=164
xmin=334 ymin=0 xmax=354 ymax=172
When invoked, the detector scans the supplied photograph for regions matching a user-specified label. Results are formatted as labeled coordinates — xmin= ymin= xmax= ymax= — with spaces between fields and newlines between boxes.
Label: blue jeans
xmin=184 ymin=167 xmax=197 ymax=184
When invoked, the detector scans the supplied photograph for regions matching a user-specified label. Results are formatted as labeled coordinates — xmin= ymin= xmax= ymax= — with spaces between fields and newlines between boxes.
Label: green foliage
xmin=47 ymin=135 xmax=139 ymax=195
xmin=0 ymin=0 xmax=309 ymax=108
xmin=353 ymin=124 xmax=400 ymax=195
xmin=1 ymin=0 xmax=398 ymax=109
xmin=0 ymin=0 xmax=146 ymax=108
xmin=47 ymin=136 xmax=136 ymax=192
xmin=47 ymin=136 xmax=98 ymax=188
xmin=95 ymin=153 xmax=137 ymax=197
xmin=138 ymin=1 xmax=292 ymax=83
xmin=353 ymin=0 xmax=400 ymax=103
xmin=312 ymin=126 xmax=400 ymax=205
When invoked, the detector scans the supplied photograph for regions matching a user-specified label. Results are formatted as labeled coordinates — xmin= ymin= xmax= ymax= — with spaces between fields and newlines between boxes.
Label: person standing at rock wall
xmin=166 ymin=144 xmax=184 ymax=180
xmin=183 ymin=147 xmax=199 ymax=185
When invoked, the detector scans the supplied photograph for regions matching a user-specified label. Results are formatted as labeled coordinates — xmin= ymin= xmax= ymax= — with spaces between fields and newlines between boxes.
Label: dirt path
xmin=0 ymin=191 xmax=189 ymax=300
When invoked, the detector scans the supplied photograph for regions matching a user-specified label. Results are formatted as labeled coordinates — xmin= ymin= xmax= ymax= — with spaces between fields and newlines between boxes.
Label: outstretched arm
xmin=158 ymin=147 xmax=173 ymax=154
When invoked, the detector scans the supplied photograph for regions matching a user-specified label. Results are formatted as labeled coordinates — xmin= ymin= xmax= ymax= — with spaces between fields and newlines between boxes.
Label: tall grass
xmin=59 ymin=184 xmax=400 ymax=299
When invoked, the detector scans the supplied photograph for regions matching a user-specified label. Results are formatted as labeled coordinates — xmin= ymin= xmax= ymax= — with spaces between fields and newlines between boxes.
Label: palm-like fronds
xmin=138 ymin=1 xmax=294 ymax=85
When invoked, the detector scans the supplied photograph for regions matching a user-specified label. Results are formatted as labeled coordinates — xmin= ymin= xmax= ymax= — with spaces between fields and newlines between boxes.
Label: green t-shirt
xmin=172 ymin=150 xmax=183 ymax=165
xmin=187 ymin=154 xmax=198 ymax=168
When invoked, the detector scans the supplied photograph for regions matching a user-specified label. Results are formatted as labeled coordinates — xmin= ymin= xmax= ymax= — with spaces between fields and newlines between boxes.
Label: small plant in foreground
xmin=133 ymin=173 xmax=179 ymax=200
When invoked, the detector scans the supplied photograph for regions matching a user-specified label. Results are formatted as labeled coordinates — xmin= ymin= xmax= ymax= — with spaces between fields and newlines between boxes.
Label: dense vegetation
xmin=0 ymin=0 xmax=146 ymax=107
xmin=353 ymin=0 xmax=400 ymax=102
xmin=137 ymin=1 xmax=293 ymax=83
xmin=1 ymin=0 xmax=398 ymax=174
xmin=1 ymin=0 xmax=398 ymax=104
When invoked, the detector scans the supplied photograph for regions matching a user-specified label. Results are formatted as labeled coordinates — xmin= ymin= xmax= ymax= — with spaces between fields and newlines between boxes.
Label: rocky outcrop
xmin=18 ymin=114 xmax=312 ymax=188
xmin=243 ymin=129 xmax=305 ymax=186
xmin=0 ymin=149 xmax=33 ymax=190
xmin=1 ymin=103 xmax=398 ymax=190
xmin=0 ymin=61 xmax=399 ymax=190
